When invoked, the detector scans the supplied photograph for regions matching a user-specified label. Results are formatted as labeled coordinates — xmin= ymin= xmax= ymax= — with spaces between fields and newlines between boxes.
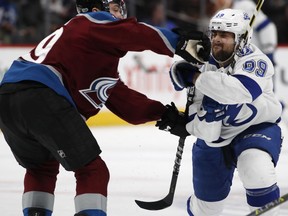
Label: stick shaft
xmin=246 ymin=193 xmax=288 ymax=216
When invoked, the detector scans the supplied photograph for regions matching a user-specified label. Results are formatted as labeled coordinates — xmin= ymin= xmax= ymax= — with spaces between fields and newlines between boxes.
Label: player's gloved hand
xmin=156 ymin=102 xmax=190 ymax=137
xmin=169 ymin=60 xmax=200 ymax=91
xmin=173 ymin=28 xmax=211 ymax=65
xmin=201 ymin=96 xmax=226 ymax=123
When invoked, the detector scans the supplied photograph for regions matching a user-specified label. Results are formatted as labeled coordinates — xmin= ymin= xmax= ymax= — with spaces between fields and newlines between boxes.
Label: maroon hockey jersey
xmin=3 ymin=12 xmax=180 ymax=123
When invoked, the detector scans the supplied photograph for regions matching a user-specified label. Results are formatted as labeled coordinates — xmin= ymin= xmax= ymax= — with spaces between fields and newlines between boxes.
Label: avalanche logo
xmin=79 ymin=77 xmax=118 ymax=109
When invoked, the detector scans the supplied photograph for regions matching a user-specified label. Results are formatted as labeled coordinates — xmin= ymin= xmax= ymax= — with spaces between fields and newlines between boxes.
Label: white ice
xmin=0 ymin=123 xmax=288 ymax=216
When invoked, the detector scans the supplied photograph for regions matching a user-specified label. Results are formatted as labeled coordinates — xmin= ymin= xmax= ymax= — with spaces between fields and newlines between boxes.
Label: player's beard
xmin=212 ymin=45 xmax=234 ymax=62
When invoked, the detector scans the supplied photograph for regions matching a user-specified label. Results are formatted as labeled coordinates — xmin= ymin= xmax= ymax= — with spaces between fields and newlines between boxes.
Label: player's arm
xmin=195 ymin=57 xmax=272 ymax=104
xmin=185 ymin=95 xmax=225 ymax=142
xmin=169 ymin=60 xmax=255 ymax=104
xmin=105 ymin=79 xmax=166 ymax=125
xmin=95 ymin=17 xmax=210 ymax=65
xmin=156 ymin=92 xmax=225 ymax=142
xmin=125 ymin=19 xmax=211 ymax=64
xmin=195 ymin=71 xmax=258 ymax=104
xmin=166 ymin=61 xmax=224 ymax=141
xmin=170 ymin=57 xmax=270 ymax=105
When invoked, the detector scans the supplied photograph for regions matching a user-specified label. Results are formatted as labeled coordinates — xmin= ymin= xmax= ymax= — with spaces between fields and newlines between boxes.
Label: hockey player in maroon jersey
xmin=0 ymin=0 xmax=211 ymax=216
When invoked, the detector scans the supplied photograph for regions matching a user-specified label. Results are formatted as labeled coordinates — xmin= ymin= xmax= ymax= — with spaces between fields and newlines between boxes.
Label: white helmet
xmin=209 ymin=8 xmax=252 ymax=47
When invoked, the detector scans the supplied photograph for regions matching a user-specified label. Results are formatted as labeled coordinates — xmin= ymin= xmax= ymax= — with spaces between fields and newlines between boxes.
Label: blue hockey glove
xmin=169 ymin=60 xmax=200 ymax=91
xmin=201 ymin=96 xmax=226 ymax=123
xmin=173 ymin=28 xmax=211 ymax=65
xmin=156 ymin=102 xmax=190 ymax=137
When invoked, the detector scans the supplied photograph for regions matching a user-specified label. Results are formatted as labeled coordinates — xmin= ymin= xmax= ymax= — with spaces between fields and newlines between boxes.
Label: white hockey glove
xmin=169 ymin=60 xmax=200 ymax=91
xmin=173 ymin=28 xmax=211 ymax=65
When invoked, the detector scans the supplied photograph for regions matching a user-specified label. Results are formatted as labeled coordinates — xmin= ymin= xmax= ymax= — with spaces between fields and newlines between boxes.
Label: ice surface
xmin=0 ymin=123 xmax=287 ymax=216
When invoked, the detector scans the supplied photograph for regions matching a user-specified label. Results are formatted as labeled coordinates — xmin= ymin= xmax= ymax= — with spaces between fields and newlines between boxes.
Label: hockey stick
xmin=245 ymin=193 xmax=288 ymax=216
xmin=135 ymin=136 xmax=186 ymax=210
xmin=135 ymin=87 xmax=195 ymax=210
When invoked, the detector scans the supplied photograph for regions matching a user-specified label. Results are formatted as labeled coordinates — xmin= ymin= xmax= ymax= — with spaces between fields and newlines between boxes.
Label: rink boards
xmin=1 ymin=46 xmax=288 ymax=127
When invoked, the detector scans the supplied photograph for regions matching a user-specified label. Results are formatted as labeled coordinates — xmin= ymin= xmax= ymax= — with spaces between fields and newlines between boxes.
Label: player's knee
xmin=89 ymin=156 xmax=110 ymax=183
xmin=74 ymin=156 xmax=110 ymax=196
xmin=237 ymin=149 xmax=276 ymax=188
xmin=187 ymin=195 xmax=225 ymax=216
xmin=237 ymin=149 xmax=280 ymax=207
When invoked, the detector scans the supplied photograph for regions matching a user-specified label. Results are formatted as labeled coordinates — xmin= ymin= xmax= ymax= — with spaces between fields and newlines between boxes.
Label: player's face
xmin=109 ymin=2 xmax=124 ymax=19
xmin=211 ymin=31 xmax=236 ymax=62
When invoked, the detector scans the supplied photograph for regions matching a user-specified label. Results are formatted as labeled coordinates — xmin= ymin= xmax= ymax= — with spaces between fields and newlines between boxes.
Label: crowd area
xmin=0 ymin=0 xmax=76 ymax=44
xmin=0 ymin=0 xmax=288 ymax=45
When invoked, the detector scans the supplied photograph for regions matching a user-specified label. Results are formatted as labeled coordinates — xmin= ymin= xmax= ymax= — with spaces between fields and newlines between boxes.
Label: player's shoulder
xmin=240 ymin=44 xmax=272 ymax=63
xmin=76 ymin=11 xmax=118 ymax=22
xmin=236 ymin=44 xmax=274 ymax=76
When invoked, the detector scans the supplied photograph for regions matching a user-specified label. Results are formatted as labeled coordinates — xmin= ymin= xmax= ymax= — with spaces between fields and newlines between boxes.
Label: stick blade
xmin=135 ymin=194 xmax=173 ymax=210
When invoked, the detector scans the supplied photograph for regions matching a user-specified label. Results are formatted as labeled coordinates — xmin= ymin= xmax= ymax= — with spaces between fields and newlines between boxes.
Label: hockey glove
xmin=169 ymin=60 xmax=200 ymax=91
xmin=201 ymin=96 xmax=226 ymax=123
xmin=156 ymin=102 xmax=190 ymax=137
xmin=173 ymin=28 xmax=211 ymax=65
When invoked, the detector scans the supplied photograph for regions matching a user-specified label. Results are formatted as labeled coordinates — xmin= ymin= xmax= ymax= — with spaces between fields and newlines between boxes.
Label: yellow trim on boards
xmin=86 ymin=111 xmax=154 ymax=127
xmin=86 ymin=107 xmax=185 ymax=127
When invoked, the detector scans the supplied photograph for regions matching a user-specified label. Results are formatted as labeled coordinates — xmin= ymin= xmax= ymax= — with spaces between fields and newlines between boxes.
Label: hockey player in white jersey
xmin=156 ymin=8 xmax=283 ymax=215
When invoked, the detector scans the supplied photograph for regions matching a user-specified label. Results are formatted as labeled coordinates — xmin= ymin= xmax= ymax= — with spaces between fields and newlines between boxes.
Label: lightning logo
xmin=224 ymin=104 xmax=257 ymax=126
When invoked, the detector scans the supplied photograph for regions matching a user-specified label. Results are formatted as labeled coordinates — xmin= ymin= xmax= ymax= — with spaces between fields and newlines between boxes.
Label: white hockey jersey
xmin=186 ymin=44 xmax=282 ymax=147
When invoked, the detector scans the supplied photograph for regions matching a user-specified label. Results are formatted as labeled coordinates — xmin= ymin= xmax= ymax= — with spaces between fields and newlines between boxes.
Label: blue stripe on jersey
xmin=212 ymin=137 xmax=225 ymax=143
xmin=78 ymin=11 xmax=117 ymax=23
xmin=155 ymin=26 xmax=179 ymax=51
xmin=208 ymin=56 xmax=220 ymax=68
xmin=255 ymin=19 xmax=271 ymax=32
xmin=232 ymin=74 xmax=262 ymax=101
xmin=1 ymin=60 xmax=76 ymax=107
xmin=140 ymin=23 xmax=178 ymax=53
xmin=79 ymin=12 xmax=178 ymax=52
xmin=188 ymin=113 xmax=196 ymax=121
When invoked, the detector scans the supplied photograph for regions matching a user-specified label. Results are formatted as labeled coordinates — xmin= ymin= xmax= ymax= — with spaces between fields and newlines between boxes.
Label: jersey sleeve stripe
xmin=233 ymin=74 xmax=262 ymax=101
xmin=140 ymin=23 xmax=178 ymax=54
xmin=255 ymin=19 xmax=271 ymax=32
